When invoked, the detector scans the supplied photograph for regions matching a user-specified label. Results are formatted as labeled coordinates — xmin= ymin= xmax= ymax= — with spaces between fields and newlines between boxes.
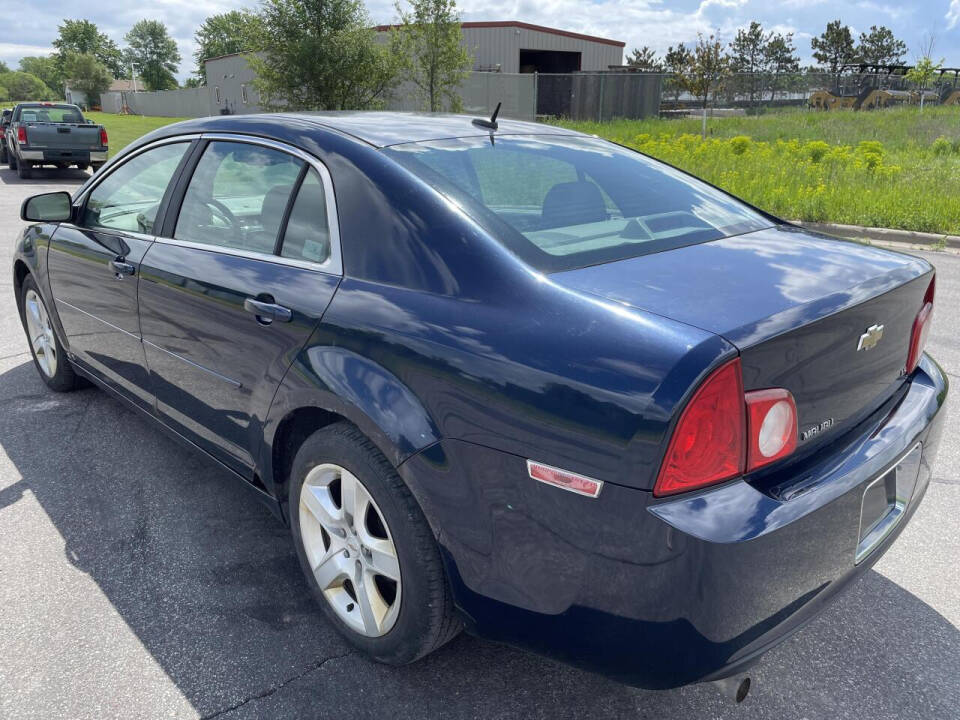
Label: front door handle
xmin=109 ymin=259 xmax=135 ymax=277
xmin=244 ymin=297 xmax=292 ymax=324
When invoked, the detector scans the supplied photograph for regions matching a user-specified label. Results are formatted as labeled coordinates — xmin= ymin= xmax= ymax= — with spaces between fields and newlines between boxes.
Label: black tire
xmin=19 ymin=275 xmax=80 ymax=392
xmin=91 ymin=162 xmax=104 ymax=173
xmin=17 ymin=160 xmax=31 ymax=179
xmin=289 ymin=422 xmax=461 ymax=664
xmin=76 ymin=163 xmax=89 ymax=172
xmin=8 ymin=152 xmax=17 ymax=170
xmin=0 ymin=145 xmax=7 ymax=164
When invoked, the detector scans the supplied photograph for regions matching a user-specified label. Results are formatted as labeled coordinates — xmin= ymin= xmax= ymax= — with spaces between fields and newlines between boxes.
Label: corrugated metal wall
xmin=456 ymin=26 xmax=623 ymax=73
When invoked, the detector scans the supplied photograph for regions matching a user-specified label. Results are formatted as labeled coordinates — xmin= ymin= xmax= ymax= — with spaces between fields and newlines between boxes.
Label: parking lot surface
xmin=0 ymin=166 xmax=957 ymax=719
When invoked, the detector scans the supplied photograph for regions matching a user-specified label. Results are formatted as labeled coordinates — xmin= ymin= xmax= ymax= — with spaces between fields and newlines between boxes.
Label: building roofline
xmin=374 ymin=20 xmax=625 ymax=48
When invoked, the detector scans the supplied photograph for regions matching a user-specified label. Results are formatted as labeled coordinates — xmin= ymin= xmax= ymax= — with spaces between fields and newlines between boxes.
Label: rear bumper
xmin=18 ymin=149 xmax=105 ymax=163
xmin=401 ymin=354 xmax=947 ymax=688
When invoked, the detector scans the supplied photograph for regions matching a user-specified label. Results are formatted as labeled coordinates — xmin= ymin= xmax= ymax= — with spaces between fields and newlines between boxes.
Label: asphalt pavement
xmin=0 ymin=165 xmax=957 ymax=720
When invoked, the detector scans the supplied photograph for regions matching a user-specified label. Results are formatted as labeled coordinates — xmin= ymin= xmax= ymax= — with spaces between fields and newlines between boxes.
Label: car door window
xmin=82 ymin=142 xmax=189 ymax=234
xmin=279 ymin=169 xmax=330 ymax=264
xmin=174 ymin=141 xmax=303 ymax=254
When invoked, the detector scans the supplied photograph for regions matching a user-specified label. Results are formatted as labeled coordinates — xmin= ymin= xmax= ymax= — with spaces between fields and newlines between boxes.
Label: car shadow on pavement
xmin=0 ymin=166 xmax=90 ymax=186
xmin=0 ymin=358 xmax=957 ymax=719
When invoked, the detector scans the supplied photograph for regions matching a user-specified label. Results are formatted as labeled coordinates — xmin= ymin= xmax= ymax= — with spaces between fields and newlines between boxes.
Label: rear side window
xmin=174 ymin=141 xmax=303 ymax=254
xmin=82 ymin=142 xmax=189 ymax=233
xmin=280 ymin=169 xmax=330 ymax=264
xmin=385 ymin=135 xmax=772 ymax=273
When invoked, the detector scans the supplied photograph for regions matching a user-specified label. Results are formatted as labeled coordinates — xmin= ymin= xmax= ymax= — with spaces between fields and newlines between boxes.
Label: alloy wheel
xmin=24 ymin=289 xmax=58 ymax=378
xmin=299 ymin=463 xmax=402 ymax=637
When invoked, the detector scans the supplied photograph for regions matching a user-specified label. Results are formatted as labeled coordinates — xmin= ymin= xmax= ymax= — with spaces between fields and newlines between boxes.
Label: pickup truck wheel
xmin=8 ymin=152 xmax=16 ymax=170
xmin=17 ymin=160 xmax=31 ymax=179
xmin=290 ymin=422 xmax=462 ymax=665
xmin=19 ymin=275 xmax=80 ymax=392
xmin=91 ymin=162 xmax=104 ymax=173
xmin=76 ymin=163 xmax=89 ymax=172
xmin=0 ymin=145 xmax=7 ymax=164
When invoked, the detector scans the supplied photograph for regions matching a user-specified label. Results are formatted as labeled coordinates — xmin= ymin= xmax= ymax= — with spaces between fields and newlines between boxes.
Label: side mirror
xmin=21 ymin=192 xmax=73 ymax=223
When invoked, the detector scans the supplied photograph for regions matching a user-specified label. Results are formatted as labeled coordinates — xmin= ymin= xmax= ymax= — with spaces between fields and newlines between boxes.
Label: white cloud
xmin=948 ymin=0 xmax=960 ymax=29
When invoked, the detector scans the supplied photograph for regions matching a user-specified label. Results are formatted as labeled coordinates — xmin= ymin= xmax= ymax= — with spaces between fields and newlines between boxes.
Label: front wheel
xmin=19 ymin=275 xmax=80 ymax=392
xmin=289 ymin=422 xmax=461 ymax=664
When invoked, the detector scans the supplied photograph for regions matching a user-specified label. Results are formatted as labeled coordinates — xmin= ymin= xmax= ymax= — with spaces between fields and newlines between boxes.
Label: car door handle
xmin=109 ymin=259 xmax=135 ymax=277
xmin=244 ymin=298 xmax=292 ymax=324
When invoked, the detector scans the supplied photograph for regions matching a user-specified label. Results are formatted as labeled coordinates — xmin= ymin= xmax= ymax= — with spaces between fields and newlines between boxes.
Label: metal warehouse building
xmin=376 ymin=21 xmax=625 ymax=74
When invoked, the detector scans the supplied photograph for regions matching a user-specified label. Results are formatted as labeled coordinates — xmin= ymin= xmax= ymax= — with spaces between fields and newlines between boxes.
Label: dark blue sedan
xmin=12 ymin=112 xmax=947 ymax=693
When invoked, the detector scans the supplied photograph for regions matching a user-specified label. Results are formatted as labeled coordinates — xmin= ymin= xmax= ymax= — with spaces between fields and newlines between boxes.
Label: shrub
xmin=729 ymin=135 xmax=751 ymax=155
xmin=805 ymin=140 xmax=831 ymax=163
xmin=931 ymin=136 xmax=953 ymax=156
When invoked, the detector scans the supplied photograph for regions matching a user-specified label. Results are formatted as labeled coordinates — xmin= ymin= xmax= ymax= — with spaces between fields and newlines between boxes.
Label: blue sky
xmin=2 ymin=0 xmax=957 ymax=82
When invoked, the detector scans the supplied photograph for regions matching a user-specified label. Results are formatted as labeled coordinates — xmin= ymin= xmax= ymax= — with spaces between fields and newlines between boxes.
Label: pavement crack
xmin=198 ymin=650 xmax=355 ymax=719
xmin=0 ymin=351 xmax=30 ymax=362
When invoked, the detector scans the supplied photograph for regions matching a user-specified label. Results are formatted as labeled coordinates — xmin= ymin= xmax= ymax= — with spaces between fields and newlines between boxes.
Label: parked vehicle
xmin=4 ymin=102 xmax=107 ymax=179
xmin=0 ymin=108 xmax=11 ymax=164
xmin=12 ymin=113 xmax=947 ymax=692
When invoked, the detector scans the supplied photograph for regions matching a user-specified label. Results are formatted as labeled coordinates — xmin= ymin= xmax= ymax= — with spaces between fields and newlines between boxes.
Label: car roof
xmin=152 ymin=111 xmax=586 ymax=149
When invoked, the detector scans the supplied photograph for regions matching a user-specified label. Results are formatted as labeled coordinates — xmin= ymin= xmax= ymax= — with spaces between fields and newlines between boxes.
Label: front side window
xmin=82 ymin=142 xmax=189 ymax=233
xmin=174 ymin=141 xmax=303 ymax=254
xmin=385 ymin=135 xmax=773 ymax=273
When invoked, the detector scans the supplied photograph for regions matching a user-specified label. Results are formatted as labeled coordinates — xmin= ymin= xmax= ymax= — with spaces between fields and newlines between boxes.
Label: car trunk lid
xmin=552 ymin=225 xmax=933 ymax=454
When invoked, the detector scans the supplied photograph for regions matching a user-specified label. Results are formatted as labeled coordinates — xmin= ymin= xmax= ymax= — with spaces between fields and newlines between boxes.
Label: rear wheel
xmin=17 ymin=160 xmax=31 ymax=179
xmin=289 ymin=422 xmax=461 ymax=664
xmin=0 ymin=144 xmax=7 ymax=164
xmin=91 ymin=162 xmax=104 ymax=173
xmin=8 ymin=152 xmax=17 ymax=170
xmin=19 ymin=275 xmax=79 ymax=392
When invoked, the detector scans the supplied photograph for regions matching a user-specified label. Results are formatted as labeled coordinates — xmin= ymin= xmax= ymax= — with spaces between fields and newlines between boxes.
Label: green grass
xmin=558 ymin=106 xmax=960 ymax=235
xmin=85 ymin=112 xmax=187 ymax=158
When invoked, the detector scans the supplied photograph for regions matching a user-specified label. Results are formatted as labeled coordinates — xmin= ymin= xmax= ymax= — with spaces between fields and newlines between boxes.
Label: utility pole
xmin=131 ymin=63 xmax=138 ymax=92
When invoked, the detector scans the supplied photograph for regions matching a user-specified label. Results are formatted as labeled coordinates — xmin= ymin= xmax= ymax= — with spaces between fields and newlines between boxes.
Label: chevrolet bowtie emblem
xmin=857 ymin=324 xmax=884 ymax=351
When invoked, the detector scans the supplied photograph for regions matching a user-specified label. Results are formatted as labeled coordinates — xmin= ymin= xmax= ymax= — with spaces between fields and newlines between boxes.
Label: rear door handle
xmin=109 ymin=259 xmax=135 ymax=277
xmin=244 ymin=297 xmax=292 ymax=324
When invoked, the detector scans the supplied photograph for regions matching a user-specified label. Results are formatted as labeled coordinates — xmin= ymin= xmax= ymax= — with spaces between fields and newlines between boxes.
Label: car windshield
xmin=384 ymin=134 xmax=773 ymax=272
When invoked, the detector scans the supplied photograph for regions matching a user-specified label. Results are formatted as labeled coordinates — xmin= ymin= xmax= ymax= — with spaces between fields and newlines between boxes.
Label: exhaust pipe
xmin=709 ymin=674 xmax=751 ymax=703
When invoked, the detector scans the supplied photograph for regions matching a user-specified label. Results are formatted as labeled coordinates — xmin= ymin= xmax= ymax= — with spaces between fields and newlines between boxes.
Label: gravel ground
xmin=0 ymin=166 xmax=957 ymax=720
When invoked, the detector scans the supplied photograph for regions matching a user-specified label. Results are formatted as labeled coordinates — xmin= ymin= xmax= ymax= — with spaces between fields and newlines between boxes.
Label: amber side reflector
xmin=527 ymin=460 xmax=603 ymax=498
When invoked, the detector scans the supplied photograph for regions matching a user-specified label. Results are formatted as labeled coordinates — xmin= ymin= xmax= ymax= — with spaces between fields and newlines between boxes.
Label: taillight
xmin=99 ymin=127 xmax=108 ymax=146
xmin=654 ymin=358 xmax=745 ymax=497
xmin=744 ymin=388 xmax=797 ymax=472
xmin=17 ymin=126 xmax=26 ymax=144
xmin=905 ymin=275 xmax=935 ymax=375
xmin=654 ymin=358 xmax=800 ymax=497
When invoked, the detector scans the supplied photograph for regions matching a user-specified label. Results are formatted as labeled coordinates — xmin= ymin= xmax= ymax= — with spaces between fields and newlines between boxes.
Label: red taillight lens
xmin=17 ymin=126 xmax=26 ymax=144
xmin=99 ymin=127 xmax=108 ymax=146
xmin=654 ymin=358 xmax=745 ymax=497
xmin=905 ymin=275 xmax=935 ymax=375
xmin=745 ymin=388 xmax=797 ymax=471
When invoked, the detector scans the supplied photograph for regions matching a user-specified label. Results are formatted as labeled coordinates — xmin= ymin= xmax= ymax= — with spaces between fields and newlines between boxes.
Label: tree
xmin=193 ymin=10 xmax=260 ymax=83
xmin=64 ymin=52 xmax=112 ymax=107
xmin=18 ymin=57 xmax=60 ymax=94
xmin=686 ymin=33 xmax=729 ymax=137
xmin=390 ymin=0 xmax=472 ymax=112
xmin=663 ymin=43 xmax=693 ymax=103
xmin=856 ymin=25 xmax=907 ymax=65
xmin=728 ymin=21 xmax=770 ymax=107
xmin=811 ymin=20 xmax=857 ymax=82
xmin=0 ymin=61 xmax=8 ymax=74
xmin=1 ymin=71 xmax=55 ymax=101
xmin=183 ymin=77 xmax=204 ymax=89
xmin=627 ymin=46 xmax=661 ymax=71
xmin=907 ymin=57 xmax=943 ymax=112
xmin=53 ymin=19 xmax=125 ymax=79
xmin=763 ymin=32 xmax=800 ymax=101
xmin=125 ymin=20 xmax=181 ymax=91
xmin=250 ymin=0 xmax=401 ymax=111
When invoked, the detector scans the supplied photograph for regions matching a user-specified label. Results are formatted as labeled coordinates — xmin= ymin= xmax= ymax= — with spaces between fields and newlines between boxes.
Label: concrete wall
xmin=205 ymin=54 xmax=263 ymax=114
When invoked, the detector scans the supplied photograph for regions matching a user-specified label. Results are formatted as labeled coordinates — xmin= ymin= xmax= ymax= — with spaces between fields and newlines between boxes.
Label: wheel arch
xmin=260 ymin=347 xmax=442 ymax=519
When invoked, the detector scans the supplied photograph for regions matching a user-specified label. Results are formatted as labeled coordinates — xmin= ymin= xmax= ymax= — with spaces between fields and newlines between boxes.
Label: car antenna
xmin=472 ymin=102 xmax=501 ymax=131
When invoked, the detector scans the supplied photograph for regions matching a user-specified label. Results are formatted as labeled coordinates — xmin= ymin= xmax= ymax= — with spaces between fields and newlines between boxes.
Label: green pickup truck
xmin=4 ymin=102 xmax=108 ymax=179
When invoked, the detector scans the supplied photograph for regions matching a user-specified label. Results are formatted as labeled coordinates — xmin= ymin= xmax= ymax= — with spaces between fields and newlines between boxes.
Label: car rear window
xmin=383 ymin=135 xmax=773 ymax=273
xmin=19 ymin=105 xmax=84 ymax=123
